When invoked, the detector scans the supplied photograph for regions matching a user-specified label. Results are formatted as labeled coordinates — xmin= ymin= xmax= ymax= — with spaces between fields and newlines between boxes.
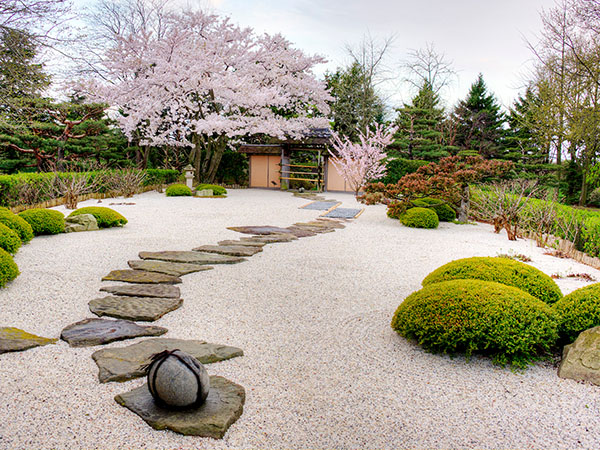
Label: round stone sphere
xmin=147 ymin=350 xmax=210 ymax=409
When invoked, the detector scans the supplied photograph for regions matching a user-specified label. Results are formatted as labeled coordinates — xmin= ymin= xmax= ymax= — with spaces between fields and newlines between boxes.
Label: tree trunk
xmin=458 ymin=184 xmax=470 ymax=223
xmin=190 ymin=134 xmax=227 ymax=183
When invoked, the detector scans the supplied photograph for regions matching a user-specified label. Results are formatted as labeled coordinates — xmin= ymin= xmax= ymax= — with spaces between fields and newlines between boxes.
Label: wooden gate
xmin=249 ymin=155 xmax=281 ymax=188
xmin=325 ymin=160 xmax=354 ymax=192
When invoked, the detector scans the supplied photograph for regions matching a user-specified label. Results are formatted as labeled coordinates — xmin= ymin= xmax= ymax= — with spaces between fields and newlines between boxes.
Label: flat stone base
xmin=89 ymin=296 xmax=183 ymax=321
xmin=102 ymin=270 xmax=182 ymax=284
xmin=60 ymin=318 xmax=167 ymax=347
xmin=0 ymin=327 xmax=57 ymax=354
xmin=115 ymin=376 xmax=245 ymax=438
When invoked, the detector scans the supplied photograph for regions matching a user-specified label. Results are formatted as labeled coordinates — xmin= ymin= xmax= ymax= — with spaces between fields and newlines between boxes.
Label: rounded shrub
xmin=386 ymin=201 xmax=405 ymax=220
xmin=553 ymin=284 xmax=600 ymax=344
xmin=400 ymin=207 xmax=439 ymax=229
xmin=195 ymin=183 xmax=227 ymax=196
xmin=166 ymin=184 xmax=192 ymax=197
xmin=411 ymin=198 xmax=456 ymax=222
xmin=18 ymin=208 xmax=65 ymax=235
xmin=391 ymin=279 xmax=559 ymax=368
xmin=422 ymin=256 xmax=562 ymax=305
xmin=0 ymin=223 xmax=21 ymax=254
xmin=0 ymin=247 xmax=19 ymax=288
xmin=0 ymin=210 xmax=34 ymax=243
xmin=68 ymin=206 xmax=127 ymax=228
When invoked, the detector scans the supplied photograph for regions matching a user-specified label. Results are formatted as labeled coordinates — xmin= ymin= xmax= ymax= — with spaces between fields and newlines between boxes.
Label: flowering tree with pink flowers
xmin=329 ymin=123 xmax=397 ymax=195
xmin=82 ymin=10 xmax=331 ymax=182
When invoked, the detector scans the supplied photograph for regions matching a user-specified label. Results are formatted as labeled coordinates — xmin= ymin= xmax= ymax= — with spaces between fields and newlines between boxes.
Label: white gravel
xmin=1 ymin=188 xmax=600 ymax=449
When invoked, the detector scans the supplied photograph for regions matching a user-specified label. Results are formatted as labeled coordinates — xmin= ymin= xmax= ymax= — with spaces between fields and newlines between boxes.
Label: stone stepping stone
xmin=100 ymin=284 xmax=181 ymax=299
xmin=314 ymin=218 xmax=345 ymax=229
xmin=128 ymin=260 xmax=214 ymax=276
xmin=0 ymin=327 xmax=57 ymax=354
xmin=139 ymin=251 xmax=244 ymax=265
xmin=89 ymin=296 xmax=183 ymax=322
xmin=102 ymin=270 xmax=182 ymax=285
xmin=322 ymin=207 xmax=363 ymax=219
xmin=91 ymin=338 xmax=244 ymax=383
xmin=217 ymin=239 xmax=265 ymax=248
xmin=240 ymin=234 xmax=297 ymax=244
xmin=300 ymin=201 xmax=341 ymax=211
xmin=115 ymin=376 xmax=245 ymax=438
xmin=285 ymin=226 xmax=317 ymax=238
xmin=227 ymin=226 xmax=294 ymax=235
xmin=192 ymin=244 xmax=262 ymax=257
xmin=60 ymin=318 xmax=168 ymax=347
xmin=291 ymin=223 xmax=335 ymax=234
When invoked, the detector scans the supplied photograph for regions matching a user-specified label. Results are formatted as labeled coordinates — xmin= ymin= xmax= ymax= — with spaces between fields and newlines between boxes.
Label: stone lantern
xmin=184 ymin=165 xmax=195 ymax=189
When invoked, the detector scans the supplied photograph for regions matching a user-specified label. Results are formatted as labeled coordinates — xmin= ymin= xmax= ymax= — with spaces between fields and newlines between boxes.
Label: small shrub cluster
xmin=0 ymin=209 xmax=33 ymax=243
xmin=195 ymin=184 xmax=227 ymax=196
xmin=553 ymin=284 xmax=600 ymax=344
xmin=386 ymin=201 xmax=406 ymax=219
xmin=411 ymin=198 xmax=456 ymax=222
xmin=0 ymin=248 xmax=19 ymax=288
xmin=0 ymin=224 xmax=21 ymax=254
xmin=166 ymin=184 xmax=192 ymax=197
xmin=68 ymin=207 xmax=127 ymax=228
xmin=18 ymin=208 xmax=65 ymax=235
xmin=400 ymin=207 xmax=439 ymax=229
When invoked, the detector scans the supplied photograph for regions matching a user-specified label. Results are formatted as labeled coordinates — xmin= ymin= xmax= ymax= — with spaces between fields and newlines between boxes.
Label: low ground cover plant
xmin=0 ymin=248 xmax=19 ymax=288
xmin=400 ymin=207 xmax=439 ymax=229
xmin=68 ymin=207 xmax=127 ymax=228
xmin=0 ymin=224 xmax=21 ymax=254
xmin=0 ymin=210 xmax=34 ymax=243
xmin=166 ymin=184 xmax=192 ymax=197
xmin=553 ymin=284 xmax=600 ymax=344
xmin=18 ymin=209 xmax=65 ymax=235
xmin=195 ymin=184 xmax=227 ymax=196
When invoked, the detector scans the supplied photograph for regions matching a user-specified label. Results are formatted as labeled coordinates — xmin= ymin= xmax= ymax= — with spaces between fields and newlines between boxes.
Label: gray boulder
xmin=559 ymin=326 xmax=600 ymax=385
xmin=65 ymin=214 xmax=99 ymax=233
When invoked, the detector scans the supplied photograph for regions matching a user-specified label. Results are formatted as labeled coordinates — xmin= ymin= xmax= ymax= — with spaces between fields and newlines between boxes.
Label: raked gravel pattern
xmin=1 ymin=189 xmax=600 ymax=449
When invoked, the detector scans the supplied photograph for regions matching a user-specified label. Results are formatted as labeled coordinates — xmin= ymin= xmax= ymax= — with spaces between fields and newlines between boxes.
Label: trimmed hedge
xmin=0 ymin=247 xmax=19 ymax=288
xmin=0 ymin=210 xmax=33 ymax=243
xmin=400 ymin=207 xmax=439 ymax=229
xmin=195 ymin=183 xmax=227 ymax=196
xmin=391 ymin=279 xmax=559 ymax=368
xmin=422 ymin=256 xmax=562 ymax=305
xmin=166 ymin=184 xmax=192 ymax=197
xmin=411 ymin=198 xmax=456 ymax=222
xmin=68 ymin=207 xmax=127 ymax=228
xmin=553 ymin=284 xmax=600 ymax=344
xmin=18 ymin=208 xmax=65 ymax=235
xmin=0 ymin=223 xmax=21 ymax=254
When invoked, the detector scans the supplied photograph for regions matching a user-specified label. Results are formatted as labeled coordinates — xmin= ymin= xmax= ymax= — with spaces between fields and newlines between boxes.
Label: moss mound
xmin=411 ymin=198 xmax=456 ymax=222
xmin=391 ymin=279 xmax=558 ymax=368
xmin=422 ymin=256 xmax=562 ymax=305
xmin=0 ymin=247 xmax=19 ymax=288
xmin=553 ymin=284 xmax=600 ymax=344
xmin=18 ymin=209 xmax=65 ymax=235
xmin=0 ymin=223 xmax=21 ymax=255
xmin=400 ymin=207 xmax=439 ymax=229
xmin=166 ymin=184 xmax=192 ymax=197
xmin=0 ymin=210 xmax=34 ymax=243
xmin=68 ymin=207 xmax=127 ymax=228
xmin=196 ymin=184 xmax=227 ymax=196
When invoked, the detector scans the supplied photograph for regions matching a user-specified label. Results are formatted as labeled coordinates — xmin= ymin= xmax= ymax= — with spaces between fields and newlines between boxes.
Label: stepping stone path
xmin=139 ymin=251 xmax=244 ymax=265
xmin=115 ymin=376 xmax=245 ymax=438
xmin=322 ymin=207 xmax=364 ymax=219
xmin=0 ymin=327 xmax=56 ymax=354
xmin=100 ymin=284 xmax=180 ymax=298
xmin=102 ymin=270 xmax=182 ymax=284
xmin=192 ymin=244 xmax=262 ymax=257
xmin=217 ymin=239 xmax=266 ymax=248
xmin=60 ymin=318 xmax=167 ymax=347
xmin=227 ymin=225 xmax=294 ymax=235
xmin=240 ymin=234 xmax=297 ymax=243
xmin=128 ymin=260 xmax=213 ymax=276
xmin=91 ymin=338 xmax=244 ymax=382
xmin=300 ymin=201 xmax=341 ymax=211
xmin=89 ymin=296 xmax=183 ymax=322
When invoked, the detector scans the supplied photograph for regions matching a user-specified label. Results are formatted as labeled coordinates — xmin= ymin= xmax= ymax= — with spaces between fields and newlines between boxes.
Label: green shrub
xmin=166 ymin=184 xmax=192 ymax=197
xmin=377 ymin=158 xmax=429 ymax=184
xmin=0 ymin=223 xmax=21 ymax=254
xmin=411 ymin=198 xmax=456 ymax=222
xmin=68 ymin=206 xmax=127 ymax=228
xmin=18 ymin=208 xmax=65 ymax=235
xmin=400 ymin=207 xmax=439 ymax=229
xmin=386 ymin=201 xmax=405 ymax=219
xmin=391 ymin=279 xmax=559 ymax=368
xmin=553 ymin=284 xmax=600 ymax=343
xmin=195 ymin=183 xmax=227 ymax=196
xmin=0 ymin=247 xmax=19 ymax=288
xmin=422 ymin=256 xmax=562 ymax=304
xmin=0 ymin=210 xmax=34 ymax=243
xmin=144 ymin=169 xmax=180 ymax=186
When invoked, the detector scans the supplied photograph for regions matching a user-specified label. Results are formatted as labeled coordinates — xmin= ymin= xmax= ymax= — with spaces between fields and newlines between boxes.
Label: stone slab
xmin=196 ymin=189 xmax=213 ymax=197
xmin=227 ymin=226 xmax=293 ymax=235
xmin=139 ymin=251 xmax=244 ymax=265
xmin=300 ymin=201 xmax=341 ymax=211
xmin=314 ymin=218 xmax=345 ymax=229
xmin=89 ymin=296 xmax=183 ymax=321
xmin=60 ymin=318 xmax=168 ymax=347
xmin=115 ymin=376 xmax=245 ymax=438
xmin=102 ymin=270 xmax=182 ymax=284
xmin=192 ymin=245 xmax=262 ymax=257
xmin=217 ymin=240 xmax=266 ymax=248
xmin=285 ymin=226 xmax=317 ymax=238
xmin=128 ymin=260 xmax=213 ymax=276
xmin=92 ymin=338 xmax=244 ymax=383
xmin=239 ymin=234 xmax=297 ymax=244
xmin=65 ymin=213 xmax=99 ymax=231
xmin=0 ymin=327 xmax=57 ymax=354
xmin=322 ymin=207 xmax=363 ymax=219
xmin=100 ymin=284 xmax=180 ymax=299
xmin=559 ymin=326 xmax=600 ymax=385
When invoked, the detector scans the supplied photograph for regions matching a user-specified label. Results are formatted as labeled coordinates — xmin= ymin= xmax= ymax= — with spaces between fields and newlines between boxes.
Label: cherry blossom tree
xmin=329 ymin=123 xmax=397 ymax=195
xmin=82 ymin=9 xmax=331 ymax=181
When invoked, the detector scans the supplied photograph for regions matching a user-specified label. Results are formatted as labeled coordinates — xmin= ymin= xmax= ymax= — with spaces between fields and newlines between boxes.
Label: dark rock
xmin=227 ymin=226 xmax=294 ymax=235
xmin=115 ymin=376 xmax=245 ymax=438
xmin=60 ymin=318 xmax=167 ymax=347
xmin=139 ymin=251 xmax=244 ymax=265
xmin=0 ymin=327 xmax=57 ymax=354
xmin=128 ymin=260 xmax=213 ymax=276
xmin=559 ymin=326 xmax=600 ymax=385
xmin=192 ymin=244 xmax=262 ymax=257
xmin=89 ymin=296 xmax=183 ymax=321
xmin=92 ymin=337 xmax=244 ymax=383
xmin=102 ymin=270 xmax=182 ymax=284
xmin=217 ymin=239 xmax=265 ymax=248
xmin=100 ymin=284 xmax=180 ymax=299
xmin=239 ymin=234 xmax=297 ymax=243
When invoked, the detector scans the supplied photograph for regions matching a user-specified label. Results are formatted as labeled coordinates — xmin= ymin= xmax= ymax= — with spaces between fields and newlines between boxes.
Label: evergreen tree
xmin=453 ymin=74 xmax=505 ymax=158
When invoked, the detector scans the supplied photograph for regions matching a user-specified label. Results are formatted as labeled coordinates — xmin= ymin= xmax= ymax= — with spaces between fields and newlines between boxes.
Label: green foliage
xmin=0 ymin=223 xmax=21 ymax=254
xmin=0 ymin=247 xmax=19 ymax=288
xmin=143 ymin=169 xmax=180 ymax=186
xmin=400 ymin=207 xmax=439 ymax=229
xmin=391 ymin=279 xmax=559 ymax=368
xmin=18 ymin=208 xmax=64 ymax=235
xmin=195 ymin=183 xmax=227 ymax=195
xmin=377 ymin=158 xmax=429 ymax=184
xmin=68 ymin=206 xmax=127 ymax=228
xmin=422 ymin=256 xmax=562 ymax=304
xmin=553 ymin=284 xmax=600 ymax=344
xmin=215 ymin=150 xmax=248 ymax=185
xmin=411 ymin=197 xmax=456 ymax=221
xmin=0 ymin=209 xmax=33 ymax=243
xmin=386 ymin=201 xmax=406 ymax=219
xmin=166 ymin=184 xmax=192 ymax=197
xmin=588 ymin=187 xmax=600 ymax=207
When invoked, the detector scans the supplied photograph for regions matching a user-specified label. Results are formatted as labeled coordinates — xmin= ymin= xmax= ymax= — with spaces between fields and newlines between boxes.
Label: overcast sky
xmin=197 ymin=0 xmax=557 ymax=112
